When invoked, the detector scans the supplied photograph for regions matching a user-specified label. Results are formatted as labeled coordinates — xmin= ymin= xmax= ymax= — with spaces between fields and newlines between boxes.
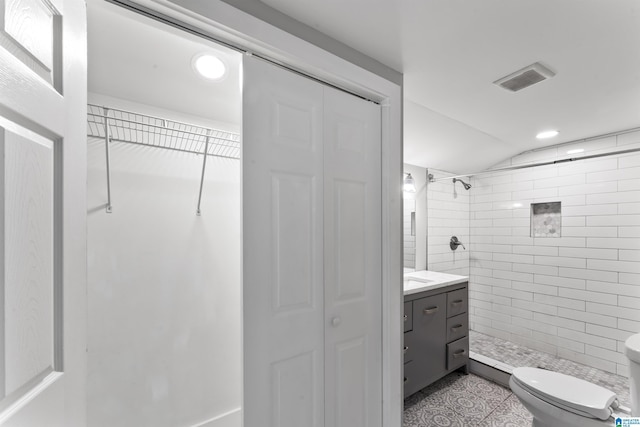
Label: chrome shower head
xmin=453 ymin=178 xmax=472 ymax=190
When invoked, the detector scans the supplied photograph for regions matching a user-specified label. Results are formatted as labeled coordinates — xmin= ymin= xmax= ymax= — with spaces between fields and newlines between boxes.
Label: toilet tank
xmin=625 ymin=333 xmax=640 ymax=416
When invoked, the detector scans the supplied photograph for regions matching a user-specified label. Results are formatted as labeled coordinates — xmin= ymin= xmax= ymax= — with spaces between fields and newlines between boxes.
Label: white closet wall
xmin=86 ymin=96 xmax=241 ymax=427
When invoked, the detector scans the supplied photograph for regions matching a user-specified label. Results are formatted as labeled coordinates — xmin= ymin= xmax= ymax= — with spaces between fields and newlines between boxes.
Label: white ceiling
xmin=260 ymin=0 xmax=640 ymax=173
xmin=87 ymin=0 xmax=241 ymax=130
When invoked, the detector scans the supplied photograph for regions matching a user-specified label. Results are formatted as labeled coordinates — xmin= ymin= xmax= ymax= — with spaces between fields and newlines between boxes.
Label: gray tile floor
xmin=469 ymin=330 xmax=631 ymax=408
xmin=404 ymin=371 xmax=532 ymax=426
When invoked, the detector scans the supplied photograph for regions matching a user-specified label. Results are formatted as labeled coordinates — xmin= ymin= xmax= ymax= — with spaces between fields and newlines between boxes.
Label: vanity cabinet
xmin=403 ymin=282 xmax=469 ymax=397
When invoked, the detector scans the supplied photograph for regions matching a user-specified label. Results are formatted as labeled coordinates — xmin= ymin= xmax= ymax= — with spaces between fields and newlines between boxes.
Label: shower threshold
xmin=468 ymin=330 xmax=631 ymax=408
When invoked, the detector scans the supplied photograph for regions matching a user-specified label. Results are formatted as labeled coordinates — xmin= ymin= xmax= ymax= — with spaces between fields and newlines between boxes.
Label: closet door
xmin=323 ymin=88 xmax=382 ymax=427
xmin=243 ymin=56 xmax=325 ymax=427
xmin=0 ymin=0 xmax=87 ymax=425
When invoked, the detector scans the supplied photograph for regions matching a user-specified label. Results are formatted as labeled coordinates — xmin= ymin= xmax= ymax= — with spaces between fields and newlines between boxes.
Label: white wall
xmin=427 ymin=169 xmax=470 ymax=276
xmin=469 ymin=131 xmax=640 ymax=376
xmin=87 ymin=100 xmax=241 ymax=426
xmin=404 ymin=164 xmax=427 ymax=271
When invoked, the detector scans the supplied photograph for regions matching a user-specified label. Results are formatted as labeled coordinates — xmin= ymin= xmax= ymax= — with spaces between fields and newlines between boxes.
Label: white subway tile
xmin=534 ymin=237 xmax=586 ymax=247
xmin=563 ymin=204 xmax=618 ymax=216
xmin=513 ymin=300 xmax=558 ymax=316
xmin=494 ymin=253 xmax=534 ymax=264
xmin=588 ymin=259 xmax=640 ymax=274
xmin=618 ymin=364 xmax=629 ymax=377
xmin=534 ymin=312 xmax=585 ymax=331
xmin=558 ymin=288 xmax=618 ymax=305
xmin=492 ymin=321 xmax=533 ymax=338
xmin=558 ymin=307 xmax=617 ymax=328
xmin=560 ymin=181 xmax=615 ymax=196
xmin=513 ymin=245 xmax=559 ymax=256
xmin=554 ymin=335 xmax=585 ymax=353
xmin=587 ymin=280 xmax=640 ymax=298
xmin=494 ymin=270 xmax=533 ymax=283
xmin=618 ymin=295 xmax=640 ymax=309
xmin=512 ymin=335 xmax=558 ymax=355
xmin=557 ymin=348 xmax=617 ymax=374
xmin=558 ymin=158 xmax=617 ymax=176
xmin=618 ymin=318 xmax=640 ymax=333
xmin=587 ymin=302 xmax=640 ymax=322
xmin=535 ymin=274 xmax=585 ymax=290
xmin=588 ymin=191 xmax=640 ymax=204
xmin=559 ymin=267 xmax=618 ymax=283
xmin=534 ymin=255 xmax=586 ymax=268
xmin=619 ymin=178 xmax=640 ymax=192
xmin=493 ymin=287 xmax=533 ymax=301
xmin=513 ymin=263 xmax=559 ymax=276
xmin=494 ymin=303 xmax=533 ymax=320
xmin=512 ymin=316 xmax=556 ymax=334
xmin=585 ymin=345 xmax=628 ymax=364
xmin=476 ymin=308 xmax=512 ymax=324
xmin=562 ymin=216 xmax=586 ymax=227
xmin=473 ymin=275 xmax=511 ymax=288
xmin=472 ymin=324 xmax=512 ymax=341
xmin=512 ymin=281 xmax=558 ymax=296
xmin=619 ymin=226 xmax=640 ymax=237
xmin=587 ymin=237 xmax=640 ymax=249
xmin=493 ymin=236 xmax=534 ymax=245
xmin=586 ymin=324 xmax=635 ymax=341
xmin=618 ymin=131 xmax=640 ymax=147
xmin=557 ymin=328 xmax=617 ymax=349
xmin=562 ymin=227 xmax=617 ymax=237
xmin=619 ymin=272 xmax=640 ymax=285
xmin=535 ymin=174 xmax=585 ymax=189
xmin=619 ymin=203 xmax=640 ymax=214
xmin=559 ymin=247 xmax=618 ymax=260
xmin=559 ymin=195 xmax=587 ymax=206
xmin=587 ymin=215 xmax=640 ymax=226
xmin=534 ymin=294 xmax=586 ymax=310
xmin=492 ymin=181 xmax=534 ymax=193
xmin=587 ymin=167 xmax=640 ymax=183
xmin=620 ymin=250 xmax=640 ymax=261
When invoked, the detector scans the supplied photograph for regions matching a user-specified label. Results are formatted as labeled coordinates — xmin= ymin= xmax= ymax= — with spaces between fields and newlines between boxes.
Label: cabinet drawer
xmin=447 ymin=288 xmax=468 ymax=318
xmin=404 ymin=301 xmax=413 ymax=332
xmin=403 ymin=361 xmax=421 ymax=397
xmin=447 ymin=337 xmax=469 ymax=370
xmin=446 ymin=314 xmax=468 ymax=343
xmin=403 ymin=330 xmax=416 ymax=364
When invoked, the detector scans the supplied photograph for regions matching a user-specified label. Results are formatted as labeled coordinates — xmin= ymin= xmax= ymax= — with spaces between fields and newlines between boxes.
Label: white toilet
xmin=509 ymin=332 xmax=640 ymax=427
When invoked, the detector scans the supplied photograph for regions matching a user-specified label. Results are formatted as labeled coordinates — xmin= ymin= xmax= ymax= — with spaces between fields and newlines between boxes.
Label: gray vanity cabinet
xmin=403 ymin=282 xmax=469 ymax=397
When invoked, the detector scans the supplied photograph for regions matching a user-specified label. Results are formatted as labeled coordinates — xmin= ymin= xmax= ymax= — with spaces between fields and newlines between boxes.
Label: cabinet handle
xmin=451 ymin=324 xmax=463 ymax=331
xmin=403 ymin=346 xmax=409 ymax=354
xmin=451 ymin=300 xmax=464 ymax=306
xmin=403 ymin=314 xmax=408 ymax=322
xmin=452 ymin=349 xmax=466 ymax=358
xmin=423 ymin=306 xmax=439 ymax=315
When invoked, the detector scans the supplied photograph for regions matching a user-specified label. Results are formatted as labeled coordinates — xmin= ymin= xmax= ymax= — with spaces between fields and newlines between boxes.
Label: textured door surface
xmin=0 ymin=0 xmax=87 ymax=425
xmin=243 ymin=56 xmax=383 ymax=427
xmin=323 ymin=87 xmax=382 ymax=427
xmin=243 ymin=56 xmax=325 ymax=427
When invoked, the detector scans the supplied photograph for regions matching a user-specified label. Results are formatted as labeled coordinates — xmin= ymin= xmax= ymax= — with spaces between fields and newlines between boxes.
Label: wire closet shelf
xmin=87 ymin=104 xmax=240 ymax=159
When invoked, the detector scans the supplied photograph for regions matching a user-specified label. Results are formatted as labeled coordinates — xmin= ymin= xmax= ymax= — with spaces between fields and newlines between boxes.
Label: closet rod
xmin=430 ymin=146 xmax=640 ymax=182
xmin=104 ymin=108 xmax=113 ymax=213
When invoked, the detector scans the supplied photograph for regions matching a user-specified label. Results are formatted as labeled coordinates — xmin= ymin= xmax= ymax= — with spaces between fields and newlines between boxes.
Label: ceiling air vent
xmin=494 ymin=62 xmax=556 ymax=92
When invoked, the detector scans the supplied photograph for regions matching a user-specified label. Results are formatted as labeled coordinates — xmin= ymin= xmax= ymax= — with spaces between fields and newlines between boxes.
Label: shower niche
xmin=530 ymin=202 xmax=561 ymax=238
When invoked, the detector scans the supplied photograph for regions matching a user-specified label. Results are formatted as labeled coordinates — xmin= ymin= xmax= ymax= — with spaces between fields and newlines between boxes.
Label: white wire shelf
xmin=87 ymin=104 xmax=240 ymax=159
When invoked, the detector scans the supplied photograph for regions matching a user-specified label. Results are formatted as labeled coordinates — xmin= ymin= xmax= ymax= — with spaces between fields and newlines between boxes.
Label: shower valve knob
xmin=450 ymin=236 xmax=466 ymax=251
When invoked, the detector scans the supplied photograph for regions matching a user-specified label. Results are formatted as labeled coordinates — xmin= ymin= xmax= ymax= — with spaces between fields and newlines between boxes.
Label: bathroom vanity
xmin=403 ymin=271 xmax=469 ymax=397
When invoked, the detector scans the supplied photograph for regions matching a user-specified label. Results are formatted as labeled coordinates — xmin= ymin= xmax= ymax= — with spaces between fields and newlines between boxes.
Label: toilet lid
xmin=511 ymin=367 xmax=616 ymax=421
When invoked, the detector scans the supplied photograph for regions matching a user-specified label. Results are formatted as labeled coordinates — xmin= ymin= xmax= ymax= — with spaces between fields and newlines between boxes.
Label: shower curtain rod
xmin=430 ymin=146 xmax=640 ymax=182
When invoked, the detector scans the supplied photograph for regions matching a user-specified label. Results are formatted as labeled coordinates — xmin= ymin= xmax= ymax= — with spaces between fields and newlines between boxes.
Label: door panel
xmin=0 ymin=0 xmax=86 ymax=425
xmin=324 ymin=87 xmax=382 ymax=427
xmin=243 ymin=56 xmax=324 ymax=427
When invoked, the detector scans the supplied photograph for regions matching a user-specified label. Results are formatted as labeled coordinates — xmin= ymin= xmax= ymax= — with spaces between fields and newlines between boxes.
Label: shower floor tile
xmin=470 ymin=330 xmax=631 ymax=408
xmin=404 ymin=372 xmax=532 ymax=427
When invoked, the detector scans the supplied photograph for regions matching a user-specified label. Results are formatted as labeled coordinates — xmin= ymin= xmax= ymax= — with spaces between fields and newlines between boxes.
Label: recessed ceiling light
xmin=192 ymin=53 xmax=227 ymax=81
xmin=536 ymin=130 xmax=559 ymax=139
xmin=567 ymin=148 xmax=584 ymax=155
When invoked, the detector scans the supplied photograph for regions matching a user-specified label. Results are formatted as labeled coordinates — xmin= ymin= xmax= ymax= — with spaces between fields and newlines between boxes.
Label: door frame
xmin=104 ymin=1 xmax=403 ymax=424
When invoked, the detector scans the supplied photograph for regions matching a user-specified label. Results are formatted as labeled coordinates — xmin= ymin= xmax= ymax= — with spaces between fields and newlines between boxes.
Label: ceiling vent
xmin=494 ymin=62 xmax=556 ymax=92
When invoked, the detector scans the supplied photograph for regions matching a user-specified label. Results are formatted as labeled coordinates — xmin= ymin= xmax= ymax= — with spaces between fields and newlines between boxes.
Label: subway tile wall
xmin=469 ymin=131 xmax=640 ymax=377
xmin=427 ymin=169 xmax=470 ymax=276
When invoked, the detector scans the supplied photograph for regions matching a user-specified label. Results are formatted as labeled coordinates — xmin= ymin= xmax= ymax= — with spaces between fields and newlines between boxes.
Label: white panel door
xmin=323 ymin=88 xmax=381 ymax=427
xmin=0 ymin=0 xmax=87 ymax=425
xmin=243 ymin=55 xmax=325 ymax=427
xmin=244 ymin=55 xmax=383 ymax=427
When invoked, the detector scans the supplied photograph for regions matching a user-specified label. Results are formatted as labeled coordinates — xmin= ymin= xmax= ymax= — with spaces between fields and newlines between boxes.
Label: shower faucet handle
xmin=450 ymin=236 xmax=466 ymax=251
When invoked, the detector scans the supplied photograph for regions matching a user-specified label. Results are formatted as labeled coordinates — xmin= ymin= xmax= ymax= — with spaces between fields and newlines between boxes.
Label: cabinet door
xmin=412 ymin=294 xmax=447 ymax=385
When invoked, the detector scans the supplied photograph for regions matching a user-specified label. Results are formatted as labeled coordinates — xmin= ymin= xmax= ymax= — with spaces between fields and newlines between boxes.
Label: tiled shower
xmin=418 ymin=129 xmax=640 ymax=381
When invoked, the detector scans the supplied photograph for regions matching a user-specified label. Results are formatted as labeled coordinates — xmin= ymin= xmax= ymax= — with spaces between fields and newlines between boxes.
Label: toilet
xmin=509 ymin=332 xmax=640 ymax=427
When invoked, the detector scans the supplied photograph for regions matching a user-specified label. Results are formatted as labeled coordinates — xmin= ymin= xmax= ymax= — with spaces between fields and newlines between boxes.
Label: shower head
xmin=453 ymin=178 xmax=472 ymax=190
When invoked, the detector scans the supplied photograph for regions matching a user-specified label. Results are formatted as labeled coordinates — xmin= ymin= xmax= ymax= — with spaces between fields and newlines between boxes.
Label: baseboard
xmin=190 ymin=407 xmax=241 ymax=427
xmin=469 ymin=352 xmax=512 ymax=388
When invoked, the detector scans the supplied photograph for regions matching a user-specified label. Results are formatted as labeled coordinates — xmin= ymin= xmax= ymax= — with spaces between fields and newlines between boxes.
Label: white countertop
xmin=403 ymin=270 xmax=469 ymax=296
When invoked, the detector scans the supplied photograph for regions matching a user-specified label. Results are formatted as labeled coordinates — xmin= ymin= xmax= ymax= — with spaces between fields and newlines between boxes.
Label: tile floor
xmin=469 ymin=330 xmax=631 ymax=408
xmin=404 ymin=371 xmax=532 ymax=426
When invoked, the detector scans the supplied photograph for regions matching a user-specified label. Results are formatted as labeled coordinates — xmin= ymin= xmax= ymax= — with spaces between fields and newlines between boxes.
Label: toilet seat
xmin=511 ymin=367 xmax=617 ymax=421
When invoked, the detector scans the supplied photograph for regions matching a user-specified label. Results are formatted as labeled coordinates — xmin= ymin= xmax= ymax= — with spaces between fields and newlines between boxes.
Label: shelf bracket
xmin=196 ymin=131 xmax=211 ymax=216
xmin=104 ymin=108 xmax=113 ymax=213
